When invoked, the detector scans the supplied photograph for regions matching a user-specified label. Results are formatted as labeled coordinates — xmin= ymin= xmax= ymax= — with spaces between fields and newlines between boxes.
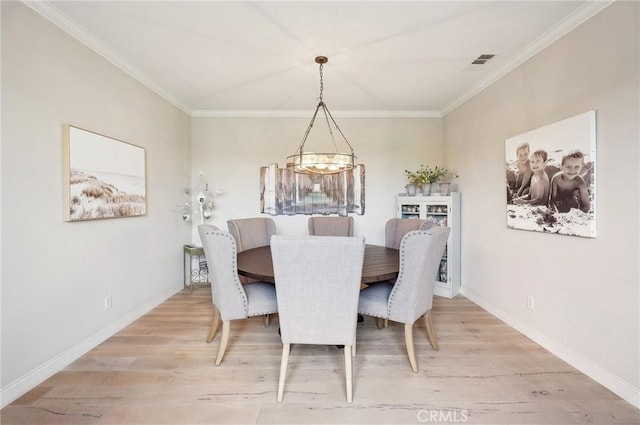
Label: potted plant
xmin=405 ymin=165 xmax=458 ymax=196
xmin=430 ymin=166 xmax=458 ymax=195
xmin=404 ymin=166 xmax=428 ymax=196
xmin=422 ymin=165 xmax=440 ymax=195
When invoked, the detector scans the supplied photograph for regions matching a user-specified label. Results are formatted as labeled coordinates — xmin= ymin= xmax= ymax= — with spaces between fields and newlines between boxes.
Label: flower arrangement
xmin=404 ymin=165 xmax=428 ymax=185
xmin=429 ymin=166 xmax=458 ymax=183
xmin=405 ymin=165 xmax=458 ymax=184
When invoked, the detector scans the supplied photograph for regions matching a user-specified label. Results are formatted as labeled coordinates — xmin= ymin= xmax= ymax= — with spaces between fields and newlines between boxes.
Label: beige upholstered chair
xmin=227 ymin=217 xmax=276 ymax=252
xmin=358 ymin=227 xmax=450 ymax=372
xmin=308 ymin=216 xmax=354 ymax=236
xmin=227 ymin=217 xmax=277 ymax=326
xmin=384 ymin=218 xmax=434 ymax=249
xmin=198 ymin=225 xmax=278 ymax=366
xmin=271 ymin=235 xmax=365 ymax=403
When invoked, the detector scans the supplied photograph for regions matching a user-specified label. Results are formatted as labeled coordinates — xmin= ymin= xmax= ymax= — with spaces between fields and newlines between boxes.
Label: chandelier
xmin=287 ymin=56 xmax=356 ymax=175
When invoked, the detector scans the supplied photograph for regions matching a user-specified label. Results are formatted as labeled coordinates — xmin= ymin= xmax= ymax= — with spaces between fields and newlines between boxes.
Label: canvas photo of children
xmin=505 ymin=111 xmax=596 ymax=238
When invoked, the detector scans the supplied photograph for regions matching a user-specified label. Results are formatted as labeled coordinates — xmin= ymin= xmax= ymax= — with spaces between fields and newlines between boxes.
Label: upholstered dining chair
xmin=308 ymin=216 xmax=354 ymax=236
xmin=384 ymin=218 xmax=434 ymax=249
xmin=271 ymin=235 xmax=365 ymax=403
xmin=227 ymin=217 xmax=277 ymax=326
xmin=358 ymin=227 xmax=450 ymax=372
xmin=198 ymin=225 xmax=278 ymax=366
xmin=379 ymin=218 xmax=435 ymax=328
xmin=227 ymin=217 xmax=276 ymax=252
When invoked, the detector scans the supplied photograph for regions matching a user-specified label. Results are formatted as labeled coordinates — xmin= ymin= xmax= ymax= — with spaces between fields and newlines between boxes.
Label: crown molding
xmin=24 ymin=0 xmax=612 ymax=120
xmin=191 ymin=110 xmax=441 ymax=118
xmin=441 ymin=0 xmax=615 ymax=116
xmin=22 ymin=1 xmax=193 ymax=115
xmin=24 ymin=0 xmax=437 ymax=119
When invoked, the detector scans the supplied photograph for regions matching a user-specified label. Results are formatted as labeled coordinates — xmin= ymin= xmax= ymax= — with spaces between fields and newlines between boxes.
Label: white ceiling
xmin=27 ymin=1 xmax=611 ymax=116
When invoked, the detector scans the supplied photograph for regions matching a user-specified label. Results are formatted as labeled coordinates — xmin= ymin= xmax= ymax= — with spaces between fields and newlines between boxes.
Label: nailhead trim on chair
xmin=218 ymin=229 xmax=279 ymax=316
xmin=388 ymin=230 xmax=424 ymax=317
xmin=205 ymin=228 xmax=249 ymax=314
xmin=359 ymin=231 xmax=425 ymax=320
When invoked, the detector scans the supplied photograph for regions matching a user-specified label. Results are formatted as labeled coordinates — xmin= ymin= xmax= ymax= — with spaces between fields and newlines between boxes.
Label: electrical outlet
xmin=104 ymin=295 xmax=112 ymax=310
xmin=527 ymin=295 xmax=535 ymax=311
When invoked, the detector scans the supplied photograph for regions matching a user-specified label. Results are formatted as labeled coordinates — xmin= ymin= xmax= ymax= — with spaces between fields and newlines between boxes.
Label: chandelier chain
xmin=318 ymin=63 xmax=324 ymax=103
xmin=286 ymin=56 xmax=356 ymax=175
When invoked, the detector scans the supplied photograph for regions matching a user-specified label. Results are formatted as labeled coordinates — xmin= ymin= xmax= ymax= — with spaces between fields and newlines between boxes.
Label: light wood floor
xmin=3 ymin=288 xmax=638 ymax=425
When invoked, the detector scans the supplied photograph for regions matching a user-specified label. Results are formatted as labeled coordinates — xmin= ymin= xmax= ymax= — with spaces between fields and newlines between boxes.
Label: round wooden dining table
xmin=237 ymin=244 xmax=399 ymax=284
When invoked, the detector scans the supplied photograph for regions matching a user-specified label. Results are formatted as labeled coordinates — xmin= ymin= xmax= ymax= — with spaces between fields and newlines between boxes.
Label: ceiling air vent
xmin=466 ymin=54 xmax=496 ymax=70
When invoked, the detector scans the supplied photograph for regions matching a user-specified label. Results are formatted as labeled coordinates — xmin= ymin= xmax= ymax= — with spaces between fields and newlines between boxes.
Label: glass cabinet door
xmin=425 ymin=204 xmax=449 ymax=283
xmin=400 ymin=203 xmax=422 ymax=219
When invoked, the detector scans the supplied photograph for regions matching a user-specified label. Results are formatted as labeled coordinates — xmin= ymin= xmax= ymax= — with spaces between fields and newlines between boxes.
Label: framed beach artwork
xmin=63 ymin=125 xmax=146 ymax=222
xmin=260 ymin=163 xmax=365 ymax=216
xmin=505 ymin=111 xmax=596 ymax=238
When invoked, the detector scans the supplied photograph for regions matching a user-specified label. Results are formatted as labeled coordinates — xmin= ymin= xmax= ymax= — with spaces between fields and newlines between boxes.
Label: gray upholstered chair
xmin=358 ymin=227 xmax=450 ymax=372
xmin=379 ymin=218 xmax=435 ymax=328
xmin=308 ymin=216 xmax=354 ymax=236
xmin=198 ymin=225 xmax=278 ymax=366
xmin=271 ymin=235 xmax=365 ymax=403
xmin=385 ymin=218 xmax=434 ymax=249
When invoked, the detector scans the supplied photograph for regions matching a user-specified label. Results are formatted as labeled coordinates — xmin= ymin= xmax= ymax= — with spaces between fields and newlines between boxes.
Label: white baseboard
xmin=0 ymin=284 xmax=183 ymax=409
xmin=461 ymin=287 xmax=640 ymax=409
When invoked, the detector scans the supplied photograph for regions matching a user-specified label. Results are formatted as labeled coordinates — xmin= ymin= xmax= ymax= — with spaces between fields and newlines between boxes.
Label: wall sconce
xmin=194 ymin=172 xmax=221 ymax=225
xmin=175 ymin=173 xmax=222 ymax=224
xmin=176 ymin=184 xmax=192 ymax=222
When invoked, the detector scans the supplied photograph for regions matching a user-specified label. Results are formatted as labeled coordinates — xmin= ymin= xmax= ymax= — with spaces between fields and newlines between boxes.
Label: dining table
xmin=237 ymin=244 xmax=400 ymax=284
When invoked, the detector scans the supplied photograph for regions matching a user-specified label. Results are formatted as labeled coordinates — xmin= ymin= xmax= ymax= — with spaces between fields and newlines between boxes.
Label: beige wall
xmin=191 ymin=116 xmax=443 ymax=246
xmin=2 ymin=0 xmax=638 ymax=409
xmin=1 ymin=2 xmax=191 ymax=401
xmin=443 ymin=2 xmax=639 ymax=403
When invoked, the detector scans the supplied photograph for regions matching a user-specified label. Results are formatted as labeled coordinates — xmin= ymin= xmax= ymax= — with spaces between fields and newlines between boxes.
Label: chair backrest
xmin=198 ymin=224 xmax=249 ymax=321
xmin=384 ymin=218 xmax=434 ymax=249
xmin=308 ymin=216 xmax=354 ymax=236
xmin=271 ymin=235 xmax=365 ymax=346
xmin=227 ymin=217 xmax=276 ymax=252
xmin=387 ymin=227 xmax=451 ymax=324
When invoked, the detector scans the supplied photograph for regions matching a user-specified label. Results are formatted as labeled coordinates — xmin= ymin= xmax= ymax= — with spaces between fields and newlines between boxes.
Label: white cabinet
xmin=396 ymin=193 xmax=461 ymax=298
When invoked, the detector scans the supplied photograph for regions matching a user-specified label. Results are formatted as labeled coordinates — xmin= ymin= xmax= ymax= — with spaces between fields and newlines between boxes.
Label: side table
xmin=183 ymin=244 xmax=209 ymax=290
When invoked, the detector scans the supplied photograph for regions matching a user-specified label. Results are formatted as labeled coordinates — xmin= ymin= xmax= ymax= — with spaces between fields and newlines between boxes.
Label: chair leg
xmin=277 ymin=343 xmax=290 ymax=402
xmin=344 ymin=345 xmax=353 ymax=403
xmin=424 ymin=310 xmax=439 ymax=351
xmin=264 ymin=314 xmax=271 ymax=327
xmin=375 ymin=317 xmax=389 ymax=329
xmin=214 ymin=321 xmax=230 ymax=366
xmin=206 ymin=307 xmax=220 ymax=343
xmin=352 ymin=333 xmax=356 ymax=357
xmin=404 ymin=323 xmax=418 ymax=372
